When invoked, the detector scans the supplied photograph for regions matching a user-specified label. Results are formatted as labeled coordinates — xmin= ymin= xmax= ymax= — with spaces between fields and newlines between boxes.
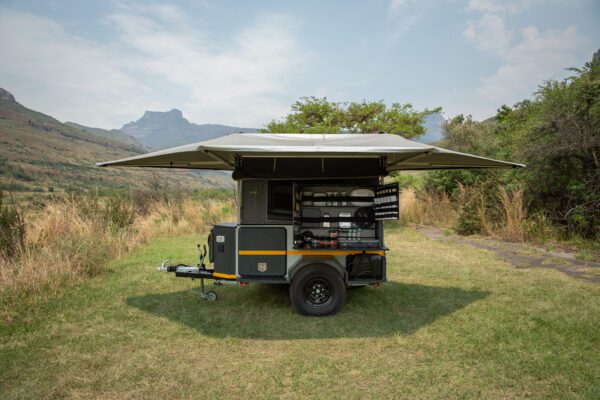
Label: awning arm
xmin=203 ymin=149 xmax=235 ymax=168
xmin=388 ymin=151 xmax=432 ymax=168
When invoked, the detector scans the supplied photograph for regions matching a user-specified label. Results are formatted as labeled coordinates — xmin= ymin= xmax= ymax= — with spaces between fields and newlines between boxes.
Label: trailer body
xmin=99 ymin=133 xmax=524 ymax=315
xmin=208 ymin=177 xmax=391 ymax=285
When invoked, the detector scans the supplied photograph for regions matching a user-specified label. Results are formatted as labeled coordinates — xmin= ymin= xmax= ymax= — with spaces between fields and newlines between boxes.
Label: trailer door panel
xmin=238 ymin=227 xmax=287 ymax=277
xmin=374 ymin=182 xmax=400 ymax=220
xmin=211 ymin=224 xmax=237 ymax=277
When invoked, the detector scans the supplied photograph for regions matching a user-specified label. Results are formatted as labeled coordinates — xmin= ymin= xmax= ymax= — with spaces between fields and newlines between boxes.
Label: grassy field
xmin=1 ymin=226 xmax=598 ymax=399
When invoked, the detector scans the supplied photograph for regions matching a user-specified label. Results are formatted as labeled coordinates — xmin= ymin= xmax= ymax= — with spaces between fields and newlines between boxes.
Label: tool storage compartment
xmin=292 ymin=179 xmax=398 ymax=251
xmin=238 ymin=227 xmax=287 ymax=277
xmin=346 ymin=254 xmax=386 ymax=280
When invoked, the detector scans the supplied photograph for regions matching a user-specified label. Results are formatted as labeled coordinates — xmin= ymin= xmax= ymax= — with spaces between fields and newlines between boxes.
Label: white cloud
xmin=388 ymin=0 xmax=418 ymax=13
xmin=462 ymin=2 xmax=591 ymax=116
xmin=0 ymin=4 xmax=308 ymax=128
xmin=467 ymin=0 xmax=586 ymax=14
xmin=466 ymin=0 xmax=533 ymax=14
xmin=386 ymin=0 xmax=432 ymax=40
xmin=477 ymin=26 xmax=589 ymax=101
xmin=464 ymin=13 xmax=513 ymax=54
xmin=0 ymin=8 xmax=144 ymax=127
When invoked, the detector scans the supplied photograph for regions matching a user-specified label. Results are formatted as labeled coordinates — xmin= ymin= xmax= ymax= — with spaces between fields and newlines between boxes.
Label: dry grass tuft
xmin=497 ymin=187 xmax=527 ymax=242
xmin=402 ymin=184 xmax=536 ymax=242
xmin=0 ymin=194 xmax=234 ymax=324
xmin=400 ymin=188 xmax=457 ymax=228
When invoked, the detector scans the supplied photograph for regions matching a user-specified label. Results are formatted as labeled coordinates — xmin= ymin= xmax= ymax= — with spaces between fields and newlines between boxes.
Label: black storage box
xmin=347 ymin=254 xmax=386 ymax=280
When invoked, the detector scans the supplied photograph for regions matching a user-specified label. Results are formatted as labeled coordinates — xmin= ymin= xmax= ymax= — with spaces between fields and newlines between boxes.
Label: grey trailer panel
xmin=239 ymin=255 xmax=287 ymax=277
xmin=211 ymin=224 xmax=237 ymax=276
xmin=240 ymin=180 xmax=268 ymax=224
xmin=238 ymin=227 xmax=287 ymax=277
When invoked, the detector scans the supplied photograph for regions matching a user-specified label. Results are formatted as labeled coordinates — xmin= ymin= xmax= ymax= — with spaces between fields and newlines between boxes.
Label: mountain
xmin=0 ymin=89 xmax=232 ymax=194
xmin=0 ymin=88 xmax=16 ymax=102
xmin=65 ymin=121 xmax=144 ymax=148
xmin=121 ymin=109 xmax=259 ymax=149
xmin=418 ymin=112 xmax=446 ymax=144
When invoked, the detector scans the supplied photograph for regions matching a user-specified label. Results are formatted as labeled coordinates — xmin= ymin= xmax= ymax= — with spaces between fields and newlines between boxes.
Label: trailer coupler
xmin=158 ymin=259 xmax=236 ymax=302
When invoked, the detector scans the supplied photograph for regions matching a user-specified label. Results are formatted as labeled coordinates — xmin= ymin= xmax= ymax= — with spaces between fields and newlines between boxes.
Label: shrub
xmin=70 ymin=193 xmax=135 ymax=231
xmin=454 ymin=184 xmax=484 ymax=235
xmin=0 ymin=191 xmax=25 ymax=258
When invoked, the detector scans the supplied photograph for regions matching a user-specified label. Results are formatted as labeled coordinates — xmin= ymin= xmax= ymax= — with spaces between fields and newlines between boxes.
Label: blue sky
xmin=0 ymin=0 xmax=598 ymax=129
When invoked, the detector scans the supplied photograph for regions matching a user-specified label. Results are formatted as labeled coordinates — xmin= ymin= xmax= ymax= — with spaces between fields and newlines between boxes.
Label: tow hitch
xmin=158 ymin=244 xmax=232 ymax=301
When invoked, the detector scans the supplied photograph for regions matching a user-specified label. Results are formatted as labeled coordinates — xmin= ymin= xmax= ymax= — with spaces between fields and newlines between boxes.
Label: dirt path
xmin=416 ymin=227 xmax=600 ymax=283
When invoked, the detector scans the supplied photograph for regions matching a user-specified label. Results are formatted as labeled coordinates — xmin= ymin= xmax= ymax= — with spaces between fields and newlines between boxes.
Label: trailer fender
xmin=288 ymin=259 xmax=346 ymax=282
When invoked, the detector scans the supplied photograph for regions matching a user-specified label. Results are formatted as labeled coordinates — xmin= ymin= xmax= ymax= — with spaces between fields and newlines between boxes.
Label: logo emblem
xmin=257 ymin=262 xmax=268 ymax=272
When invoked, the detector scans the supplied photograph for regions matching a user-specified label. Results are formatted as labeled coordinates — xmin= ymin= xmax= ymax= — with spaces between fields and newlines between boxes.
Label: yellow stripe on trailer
xmin=238 ymin=250 xmax=385 ymax=257
xmin=213 ymin=272 xmax=237 ymax=280
xmin=238 ymin=250 xmax=287 ymax=256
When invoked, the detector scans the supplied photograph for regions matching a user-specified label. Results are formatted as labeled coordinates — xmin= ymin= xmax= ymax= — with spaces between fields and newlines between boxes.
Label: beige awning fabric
xmin=97 ymin=133 xmax=524 ymax=175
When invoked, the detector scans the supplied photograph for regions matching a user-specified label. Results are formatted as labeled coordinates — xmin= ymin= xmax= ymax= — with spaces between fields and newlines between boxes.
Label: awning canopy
xmin=97 ymin=133 xmax=524 ymax=179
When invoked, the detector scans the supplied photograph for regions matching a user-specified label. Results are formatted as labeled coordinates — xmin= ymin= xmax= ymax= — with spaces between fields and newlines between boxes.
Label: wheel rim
xmin=303 ymin=278 xmax=332 ymax=307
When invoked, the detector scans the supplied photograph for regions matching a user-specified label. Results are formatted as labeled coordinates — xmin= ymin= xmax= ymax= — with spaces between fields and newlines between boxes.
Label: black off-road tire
xmin=290 ymin=265 xmax=346 ymax=316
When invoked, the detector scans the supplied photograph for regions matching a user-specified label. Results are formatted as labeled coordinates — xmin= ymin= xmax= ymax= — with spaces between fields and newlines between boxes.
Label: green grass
xmin=1 ymin=227 xmax=599 ymax=399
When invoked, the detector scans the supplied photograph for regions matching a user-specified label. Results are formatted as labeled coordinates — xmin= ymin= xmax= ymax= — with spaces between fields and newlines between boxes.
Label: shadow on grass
xmin=126 ymin=282 xmax=489 ymax=340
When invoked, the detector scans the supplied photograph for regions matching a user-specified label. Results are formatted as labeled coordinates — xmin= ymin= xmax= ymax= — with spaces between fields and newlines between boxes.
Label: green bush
xmin=453 ymin=184 xmax=484 ymax=235
xmin=390 ymin=173 xmax=423 ymax=190
xmin=0 ymin=191 xmax=25 ymax=258
xmin=425 ymin=55 xmax=600 ymax=239
xmin=71 ymin=193 xmax=135 ymax=232
xmin=102 ymin=196 xmax=135 ymax=231
xmin=455 ymin=198 xmax=482 ymax=235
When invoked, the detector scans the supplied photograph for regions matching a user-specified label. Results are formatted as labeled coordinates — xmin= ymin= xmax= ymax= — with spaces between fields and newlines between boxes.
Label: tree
xmin=424 ymin=53 xmax=600 ymax=238
xmin=523 ymin=58 xmax=600 ymax=236
xmin=264 ymin=97 xmax=440 ymax=139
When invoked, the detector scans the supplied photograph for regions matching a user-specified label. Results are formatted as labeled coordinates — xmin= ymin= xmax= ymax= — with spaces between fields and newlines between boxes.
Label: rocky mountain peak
xmin=141 ymin=108 xmax=183 ymax=119
xmin=0 ymin=88 xmax=16 ymax=103
xmin=120 ymin=108 xmax=259 ymax=149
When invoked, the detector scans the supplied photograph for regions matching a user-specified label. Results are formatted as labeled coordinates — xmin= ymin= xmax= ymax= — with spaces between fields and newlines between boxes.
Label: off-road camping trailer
xmin=98 ymin=133 xmax=524 ymax=316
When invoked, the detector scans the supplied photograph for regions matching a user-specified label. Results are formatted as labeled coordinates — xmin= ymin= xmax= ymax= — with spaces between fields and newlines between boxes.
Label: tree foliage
xmin=264 ymin=97 xmax=440 ymax=139
xmin=424 ymin=55 xmax=600 ymax=238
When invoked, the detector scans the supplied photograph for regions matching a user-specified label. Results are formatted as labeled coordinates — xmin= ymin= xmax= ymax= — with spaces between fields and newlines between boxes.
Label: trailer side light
xmin=371 ymin=283 xmax=381 ymax=288
xmin=239 ymin=282 xmax=249 ymax=287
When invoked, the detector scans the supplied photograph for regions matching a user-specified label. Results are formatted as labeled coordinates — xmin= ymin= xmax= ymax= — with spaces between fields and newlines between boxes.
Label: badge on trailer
xmin=257 ymin=262 xmax=268 ymax=272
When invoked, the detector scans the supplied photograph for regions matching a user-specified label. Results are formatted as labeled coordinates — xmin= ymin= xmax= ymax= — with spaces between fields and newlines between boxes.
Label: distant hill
xmin=0 ymin=89 xmax=233 ymax=193
xmin=121 ymin=109 xmax=259 ymax=149
xmin=65 ymin=121 xmax=144 ymax=149
xmin=418 ymin=112 xmax=446 ymax=144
